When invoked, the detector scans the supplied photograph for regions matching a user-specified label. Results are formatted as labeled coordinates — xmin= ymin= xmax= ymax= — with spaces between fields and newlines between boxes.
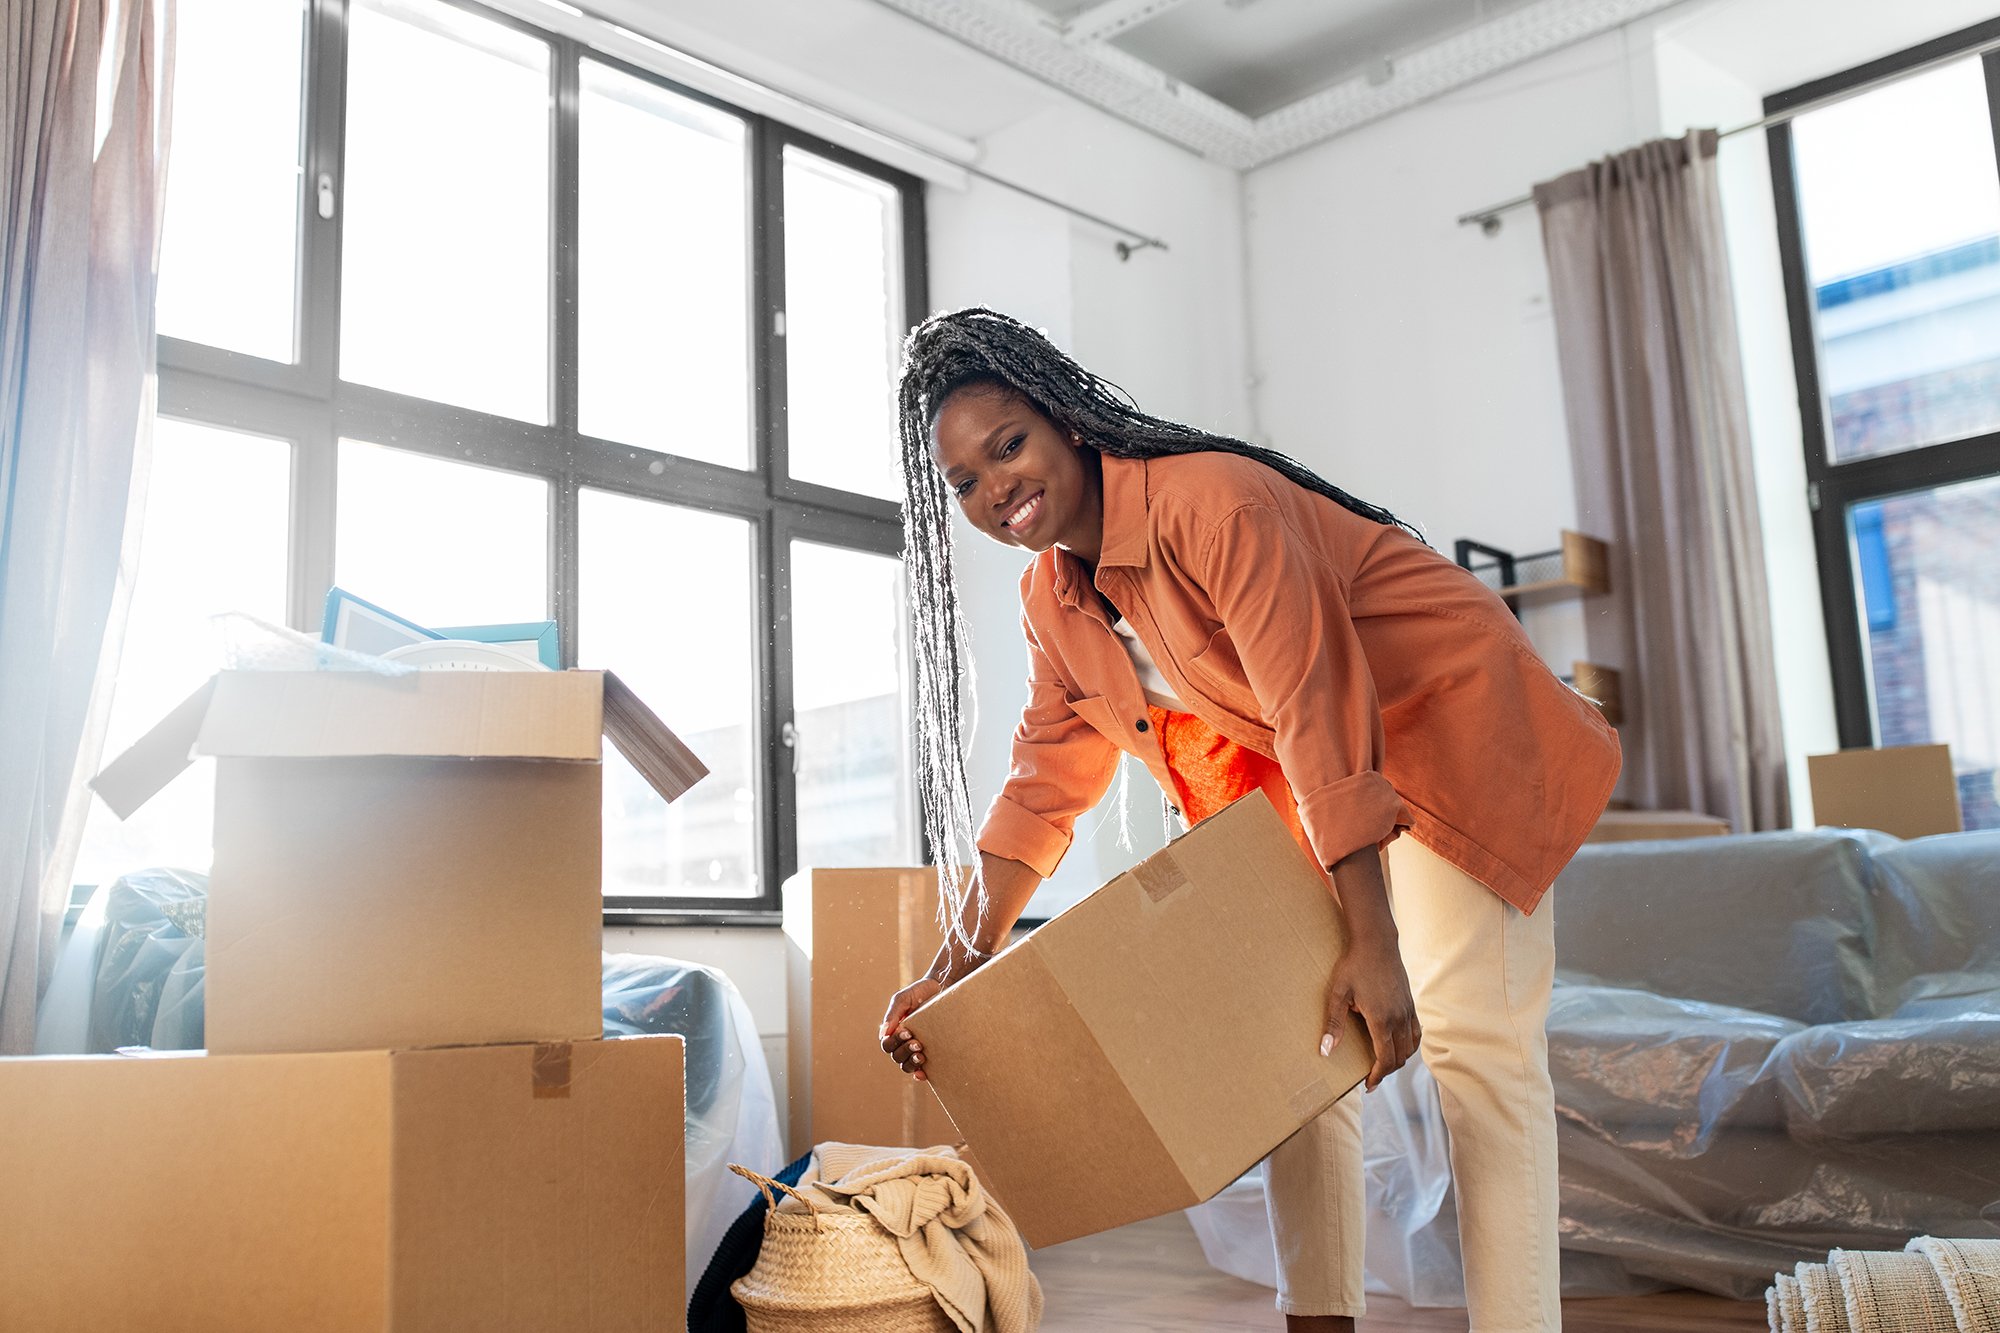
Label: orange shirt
xmin=972 ymin=451 xmax=1622 ymax=914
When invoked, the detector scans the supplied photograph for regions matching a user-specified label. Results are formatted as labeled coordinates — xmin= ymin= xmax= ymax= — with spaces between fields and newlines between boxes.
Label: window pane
xmin=75 ymin=421 xmax=292 ymax=886
xmin=340 ymin=0 xmax=550 ymax=422
xmin=580 ymin=489 xmax=758 ymax=898
xmin=783 ymin=149 xmax=904 ymax=502
xmin=334 ymin=439 xmax=549 ymax=625
xmin=1848 ymin=475 xmax=2000 ymax=830
xmin=155 ymin=0 xmax=306 ymax=361
xmin=791 ymin=542 xmax=916 ymax=868
xmin=579 ymin=61 xmax=752 ymax=467
xmin=1793 ymin=59 xmax=2000 ymax=462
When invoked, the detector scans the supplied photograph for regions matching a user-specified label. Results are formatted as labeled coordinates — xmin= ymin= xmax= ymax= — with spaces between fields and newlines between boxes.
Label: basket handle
xmin=729 ymin=1163 xmax=827 ymax=1230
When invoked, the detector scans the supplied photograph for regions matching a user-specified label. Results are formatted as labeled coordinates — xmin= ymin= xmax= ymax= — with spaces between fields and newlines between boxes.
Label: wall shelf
xmin=1456 ymin=530 xmax=1611 ymax=606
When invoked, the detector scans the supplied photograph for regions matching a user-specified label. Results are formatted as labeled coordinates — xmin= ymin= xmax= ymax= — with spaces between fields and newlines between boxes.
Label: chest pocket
xmin=1183 ymin=626 xmax=1260 ymax=715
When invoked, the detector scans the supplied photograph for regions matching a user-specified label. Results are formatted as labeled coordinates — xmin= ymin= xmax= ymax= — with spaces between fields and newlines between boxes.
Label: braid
xmin=895 ymin=307 xmax=1422 ymax=944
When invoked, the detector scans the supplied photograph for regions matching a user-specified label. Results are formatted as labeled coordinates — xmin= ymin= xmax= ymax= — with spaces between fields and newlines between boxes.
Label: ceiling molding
xmin=873 ymin=0 xmax=1689 ymax=169
xmin=1061 ymin=0 xmax=1198 ymax=45
xmin=871 ymin=0 xmax=1262 ymax=165
xmin=1252 ymin=0 xmax=1687 ymax=163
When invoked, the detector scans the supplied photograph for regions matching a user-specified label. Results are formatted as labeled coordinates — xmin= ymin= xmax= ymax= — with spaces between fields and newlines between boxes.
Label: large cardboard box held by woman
xmin=903 ymin=793 xmax=1375 ymax=1248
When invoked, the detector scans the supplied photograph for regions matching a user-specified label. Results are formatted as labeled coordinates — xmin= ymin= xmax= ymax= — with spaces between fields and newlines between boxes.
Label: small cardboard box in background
xmin=784 ymin=866 xmax=959 ymax=1157
xmin=904 ymin=793 xmax=1372 ymax=1249
xmin=1808 ymin=743 xmax=1963 ymax=841
xmin=90 ymin=669 xmax=704 ymax=1055
xmin=0 ymin=1036 xmax=685 ymax=1331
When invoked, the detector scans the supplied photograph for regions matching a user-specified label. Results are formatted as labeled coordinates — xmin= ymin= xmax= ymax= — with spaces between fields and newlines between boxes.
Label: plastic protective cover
xmin=1186 ymin=829 xmax=2000 ymax=1304
xmin=601 ymin=953 xmax=785 ymax=1287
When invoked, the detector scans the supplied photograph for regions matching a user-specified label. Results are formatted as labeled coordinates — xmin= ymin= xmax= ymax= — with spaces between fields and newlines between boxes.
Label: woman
xmin=878 ymin=308 xmax=1620 ymax=1333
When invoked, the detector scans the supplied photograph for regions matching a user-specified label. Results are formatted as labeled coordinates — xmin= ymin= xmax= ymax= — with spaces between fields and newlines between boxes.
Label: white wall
xmin=1242 ymin=0 xmax=1997 ymax=824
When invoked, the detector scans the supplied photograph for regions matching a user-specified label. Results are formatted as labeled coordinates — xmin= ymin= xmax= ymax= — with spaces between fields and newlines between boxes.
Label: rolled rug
xmin=1830 ymin=1248 xmax=1958 ymax=1333
xmin=1769 ymin=1270 xmax=1807 ymax=1333
xmin=1796 ymin=1260 xmax=1852 ymax=1333
xmin=1906 ymin=1237 xmax=2000 ymax=1333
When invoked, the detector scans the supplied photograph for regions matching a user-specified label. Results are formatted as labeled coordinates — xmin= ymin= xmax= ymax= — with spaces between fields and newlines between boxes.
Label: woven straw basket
xmin=727 ymin=1163 xmax=954 ymax=1333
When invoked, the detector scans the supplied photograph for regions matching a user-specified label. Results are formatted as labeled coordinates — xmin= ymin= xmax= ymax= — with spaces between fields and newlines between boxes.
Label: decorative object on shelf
xmin=1454 ymin=530 xmax=1611 ymax=609
xmin=1568 ymin=661 xmax=1623 ymax=726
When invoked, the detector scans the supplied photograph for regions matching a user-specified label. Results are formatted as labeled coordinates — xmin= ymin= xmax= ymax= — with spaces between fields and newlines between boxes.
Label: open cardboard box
xmin=90 ymin=669 xmax=705 ymax=1055
xmin=903 ymin=793 xmax=1374 ymax=1248
xmin=0 ymin=1036 xmax=685 ymax=1331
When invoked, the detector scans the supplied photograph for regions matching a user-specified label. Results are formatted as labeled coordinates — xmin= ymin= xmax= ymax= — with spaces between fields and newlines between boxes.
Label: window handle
xmin=316 ymin=172 xmax=336 ymax=220
xmin=781 ymin=720 xmax=800 ymax=774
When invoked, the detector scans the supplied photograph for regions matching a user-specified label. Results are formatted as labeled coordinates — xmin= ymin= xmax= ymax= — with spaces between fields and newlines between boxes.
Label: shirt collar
xmin=1095 ymin=453 xmax=1149 ymax=569
xmin=1050 ymin=453 xmax=1149 ymax=604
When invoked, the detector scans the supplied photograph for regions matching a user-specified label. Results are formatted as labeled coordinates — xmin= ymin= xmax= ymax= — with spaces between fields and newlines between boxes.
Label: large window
xmin=1770 ymin=18 xmax=2000 ymax=832
xmin=78 ymin=0 xmax=928 ymax=916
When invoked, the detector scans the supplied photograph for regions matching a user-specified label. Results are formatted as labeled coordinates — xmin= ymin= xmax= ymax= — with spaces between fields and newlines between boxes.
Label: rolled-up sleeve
xmin=1194 ymin=502 xmax=1407 ymax=869
xmin=974 ymin=607 xmax=1123 ymax=879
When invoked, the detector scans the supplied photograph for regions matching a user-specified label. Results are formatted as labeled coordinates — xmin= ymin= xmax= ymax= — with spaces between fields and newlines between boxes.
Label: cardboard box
xmin=90 ymin=669 xmax=704 ymax=1054
xmin=1586 ymin=809 xmax=1731 ymax=843
xmin=783 ymin=866 xmax=960 ymax=1157
xmin=902 ymin=793 xmax=1372 ymax=1248
xmin=1808 ymin=743 xmax=1963 ymax=840
xmin=0 ymin=1036 xmax=685 ymax=1331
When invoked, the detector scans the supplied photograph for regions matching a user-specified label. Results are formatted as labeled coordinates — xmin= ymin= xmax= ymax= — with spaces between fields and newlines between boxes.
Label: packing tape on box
xmin=533 ymin=1043 xmax=572 ymax=1099
xmin=1289 ymin=1078 xmax=1333 ymax=1121
xmin=1131 ymin=854 xmax=1188 ymax=903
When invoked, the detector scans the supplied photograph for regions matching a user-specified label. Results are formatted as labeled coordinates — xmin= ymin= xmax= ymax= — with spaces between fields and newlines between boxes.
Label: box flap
xmin=601 ymin=670 xmax=708 ymax=801
xmin=90 ymin=676 xmax=220 ymax=819
xmin=195 ymin=670 xmax=603 ymax=760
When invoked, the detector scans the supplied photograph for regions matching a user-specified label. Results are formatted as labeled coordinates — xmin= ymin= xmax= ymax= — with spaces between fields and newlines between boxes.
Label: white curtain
xmin=0 ymin=0 xmax=172 ymax=1052
xmin=1534 ymin=131 xmax=1789 ymax=835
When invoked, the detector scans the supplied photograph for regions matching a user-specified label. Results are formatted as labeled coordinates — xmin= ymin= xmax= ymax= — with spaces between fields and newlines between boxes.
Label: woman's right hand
xmin=879 ymin=978 xmax=945 ymax=1081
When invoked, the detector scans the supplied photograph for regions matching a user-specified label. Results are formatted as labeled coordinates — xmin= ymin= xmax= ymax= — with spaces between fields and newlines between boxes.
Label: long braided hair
xmin=896 ymin=307 xmax=1420 ymax=948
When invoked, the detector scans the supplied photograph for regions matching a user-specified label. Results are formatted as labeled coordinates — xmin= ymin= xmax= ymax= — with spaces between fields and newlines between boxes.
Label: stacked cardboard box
xmin=0 ymin=669 xmax=702 ymax=1331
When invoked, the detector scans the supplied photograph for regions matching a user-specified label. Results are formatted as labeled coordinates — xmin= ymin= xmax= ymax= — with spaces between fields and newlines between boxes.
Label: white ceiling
xmin=868 ymin=0 xmax=1693 ymax=166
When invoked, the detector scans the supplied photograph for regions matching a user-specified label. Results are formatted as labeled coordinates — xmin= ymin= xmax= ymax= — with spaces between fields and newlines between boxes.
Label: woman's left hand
xmin=1322 ymin=936 xmax=1421 ymax=1092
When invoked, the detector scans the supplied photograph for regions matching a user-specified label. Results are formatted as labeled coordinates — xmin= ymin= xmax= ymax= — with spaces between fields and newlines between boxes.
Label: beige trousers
xmin=1262 ymin=835 xmax=1561 ymax=1331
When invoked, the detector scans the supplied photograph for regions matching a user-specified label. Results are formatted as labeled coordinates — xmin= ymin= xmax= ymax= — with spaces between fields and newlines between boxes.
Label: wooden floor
xmin=1026 ymin=1213 xmax=1769 ymax=1332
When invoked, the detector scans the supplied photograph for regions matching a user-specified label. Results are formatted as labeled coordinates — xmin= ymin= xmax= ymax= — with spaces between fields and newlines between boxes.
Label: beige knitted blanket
xmin=1768 ymin=1237 xmax=2000 ymax=1333
xmin=791 ymin=1142 xmax=1044 ymax=1333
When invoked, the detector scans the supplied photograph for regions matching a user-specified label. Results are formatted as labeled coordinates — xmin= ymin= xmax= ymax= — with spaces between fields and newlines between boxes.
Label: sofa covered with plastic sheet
xmin=36 ymin=869 xmax=785 ymax=1293
xmin=1186 ymin=827 xmax=2000 ymax=1303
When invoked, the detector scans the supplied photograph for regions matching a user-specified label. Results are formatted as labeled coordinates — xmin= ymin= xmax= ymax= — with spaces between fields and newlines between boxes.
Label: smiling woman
xmin=880 ymin=308 xmax=1622 ymax=1333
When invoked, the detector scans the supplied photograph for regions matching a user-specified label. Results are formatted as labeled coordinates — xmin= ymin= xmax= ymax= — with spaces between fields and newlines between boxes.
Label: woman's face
xmin=930 ymin=386 xmax=1104 ymax=561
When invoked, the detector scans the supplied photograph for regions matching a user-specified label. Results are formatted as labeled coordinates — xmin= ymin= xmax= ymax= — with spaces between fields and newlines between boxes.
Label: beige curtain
xmin=1534 ymin=130 xmax=1789 ymax=835
xmin=0 ymin=0 xmax=171 ymax=1051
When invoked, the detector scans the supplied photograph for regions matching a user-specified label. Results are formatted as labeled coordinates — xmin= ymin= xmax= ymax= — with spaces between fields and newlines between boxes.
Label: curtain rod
xmin=1457 ymin=30 xmax=2000 ymax=234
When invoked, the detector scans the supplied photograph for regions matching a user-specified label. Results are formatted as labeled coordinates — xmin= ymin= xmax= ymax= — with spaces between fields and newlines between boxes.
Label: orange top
xmin=973 ymin=452 xmax=1622 ymax=914
xmin=1149 ymin=703 xmax=1312 ymax=857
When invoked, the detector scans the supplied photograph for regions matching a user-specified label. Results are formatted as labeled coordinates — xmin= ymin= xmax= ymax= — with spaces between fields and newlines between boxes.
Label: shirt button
xmin=1135 ymin=718 xmax=1150 ymax=732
